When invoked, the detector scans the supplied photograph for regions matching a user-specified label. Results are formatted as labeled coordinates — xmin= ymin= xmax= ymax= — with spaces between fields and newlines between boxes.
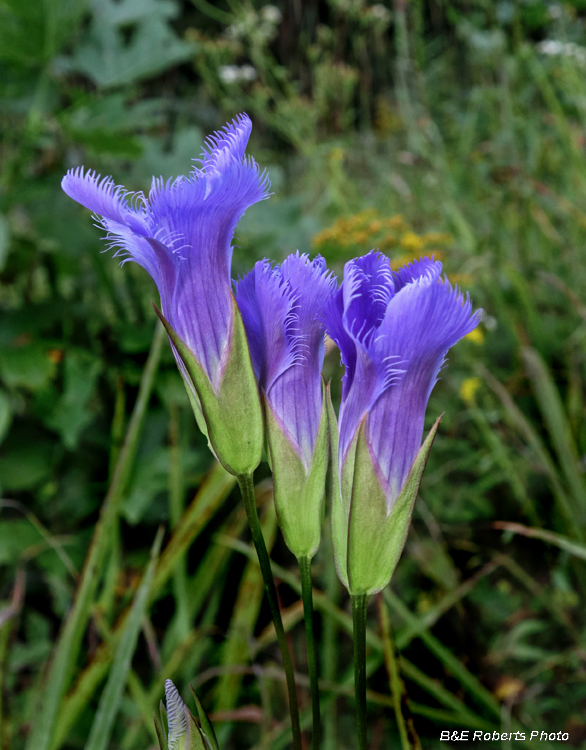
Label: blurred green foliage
xmin=2 ymin=0 xmax=586 ymax=747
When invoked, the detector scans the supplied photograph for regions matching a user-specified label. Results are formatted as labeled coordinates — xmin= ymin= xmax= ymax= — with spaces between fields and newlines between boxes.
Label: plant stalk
xmin=377 ymin=593 xmax=420 ymax=750
xmin=351 ymin=593 xmax=369 ymax=750
xmin=237 ymin=473 xmax=302 ymax=750
xmin=298 ymin=555 xmax=321 ymax=750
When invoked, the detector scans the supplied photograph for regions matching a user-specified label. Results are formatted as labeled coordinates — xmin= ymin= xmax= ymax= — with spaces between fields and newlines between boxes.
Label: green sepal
xmin=154 ymin=712 xmax=168 ymax=750
xmin=189 ymin=684 xmax=220 ymax=750
xmin=186 ymin=708 xmax=207 ymax=750
xmin=265 ymin=381 xmax=329 ymax=559
xmin=159 ymin=700 xmax=167 ymax=734
xmin=347 ymin=415 xmax=442 ymax=595
xmin=325 ymin=381 xmax=349 ymax=589
xmin=154 ymin=295 xmax=264 ymax=477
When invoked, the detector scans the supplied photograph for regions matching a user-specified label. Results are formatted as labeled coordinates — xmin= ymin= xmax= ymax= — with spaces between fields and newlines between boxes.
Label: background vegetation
xmin=2 ymin=0 xmax=586 ymax=747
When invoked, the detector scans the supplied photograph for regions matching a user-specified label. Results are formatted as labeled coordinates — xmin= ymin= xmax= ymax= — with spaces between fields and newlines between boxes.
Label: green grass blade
xmin=27 ymin=322 xmax=165 ymax=750
xmin=385 ymin=590 xmax=501 ymax=719
xmin=84 ymin=527 xmax=164 ymax=750
xmin=52 ymin=463 xmax=235 ymax=749
xmin=478 ymin=364 xmax=578 ymax=536
xmin=494 ymin=521 xmax=586 ymax=561
xmin=153 ymin=463 xmax=236 ymax=593
xmin=521 ymin=346 xmax=586 ymax=526
xmin=377 ymin=594 xmax=420 ymax=750
xmin=468 ymin=406 xmax=540 ymax=525
xmin=220 ymin=537 xmax=493 ymax=726
xmin=214 ymin=500 xmax=277 ymax=720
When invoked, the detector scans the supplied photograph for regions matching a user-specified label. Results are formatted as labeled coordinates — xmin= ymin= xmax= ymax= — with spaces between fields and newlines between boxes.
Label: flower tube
xmin=323 ymin=251 xmax=481 ymax=596
xmin=236 ymin=252 xmax=335 ymax=559
xmin=62 ymin=114 xmax=269 ymax=477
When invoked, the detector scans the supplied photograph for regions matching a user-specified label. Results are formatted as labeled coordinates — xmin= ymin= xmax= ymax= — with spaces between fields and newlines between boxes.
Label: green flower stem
xmin=237 ymin=473 xmax=302 ymax=750
xmin=298 ymin=555 xmax=321 ymax=750
xmin=351 ymin=593 xmax=369 ymax=750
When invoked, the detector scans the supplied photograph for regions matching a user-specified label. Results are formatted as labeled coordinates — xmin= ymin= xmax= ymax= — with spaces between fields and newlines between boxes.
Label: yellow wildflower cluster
xmin=312 ymin=209 xmax=453 ymax=267
xmin=459 ymin=376 xmax=482 ymax=405
xmin=465 ymin=327 xmax=484 ymax=345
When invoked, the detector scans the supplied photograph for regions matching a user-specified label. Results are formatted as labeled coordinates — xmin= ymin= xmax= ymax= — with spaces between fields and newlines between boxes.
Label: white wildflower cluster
xmin=218 ymin=64 xmax=257 ymax=84
xmin=225 ymin=5 xmax=282 ymax=44
xmin=537 ymin=39 xmax=586 ymax=67
xmin=366 ymin=4 xmax=392 ymax=25
xmin=260 ymin=4 xmax=282 ymax=24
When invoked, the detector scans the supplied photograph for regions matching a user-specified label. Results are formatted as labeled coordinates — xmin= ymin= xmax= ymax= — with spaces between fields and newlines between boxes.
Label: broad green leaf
xmin=0 ymin=443 xmax=54 ymax=491
xmin=67 ymin=4 xmax=194 ymax=89
xmin=0 ymin=343 xmax=58 ymax=390
xmin=46 ymin=351 xmax=101 ymax=450
xmin=0 ymin=0 xmax=86 ymax=65
xmin=0 ymin=519 xmax=43 ymax=565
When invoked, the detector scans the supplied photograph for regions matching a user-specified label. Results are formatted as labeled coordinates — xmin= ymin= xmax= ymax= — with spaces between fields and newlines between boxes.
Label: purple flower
xmin=235 ymin=252 xmax=335 ymax=468
xmin=61 ymin=114 xmax=270 ymax=390
xmin=324 ymin=251 xmax=481 ymax=511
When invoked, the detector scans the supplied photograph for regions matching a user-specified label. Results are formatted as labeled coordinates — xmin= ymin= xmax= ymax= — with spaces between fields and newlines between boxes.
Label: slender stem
xmin=351 ymin=593 xmax=369 ymax=750
xmin=237 ymin=474 xmax=302 ymax=750
xmin=298 ymin=556 xmax=321 ymax=750
xmin=377 ymin=593 xmax=420 ymax=750
xmin=169 ymin=403 xmax=190 ymax=641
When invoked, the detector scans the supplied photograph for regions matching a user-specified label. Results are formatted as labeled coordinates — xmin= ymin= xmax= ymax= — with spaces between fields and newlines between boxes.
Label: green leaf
xmin=0 ymin=343 xmax=58 ymax=390
xmin=130 ymin=127 xmax=204 ymax=185
xmin=67 ymin=1 xmax=194 ymax=89
xmin=154 ymin=712 xmax=168 ymax=750
xmin=46 ymin=351 xmax=101 ymax=449
xmin=0 ymin=0 xmax=86 ymax=66
xmin=154 ymin=297 xmax=264 ymax=477
xmin=0 ymin=519 xmax=43 ymax=565
xmin=265 ymin=384 xmax=328 ymax=558
xmin=347 ymin=416 xmax=442 ymax=595
xmin=0 ymin=443 xmax=54 ymax=491
xmin=84 ymin=527 xmax=164 ymax=750
xmin=0 ymin=390 xmax=13 ymax=445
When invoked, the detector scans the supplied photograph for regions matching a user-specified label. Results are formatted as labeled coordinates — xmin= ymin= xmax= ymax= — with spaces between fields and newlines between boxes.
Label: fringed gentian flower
xmin=324 ymin=251 xmax=481 ymax=595
xmin=62 ymin=114 xmax=269 ymax=477
xmin=235 ymin=252 xmax=335 ymax=559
